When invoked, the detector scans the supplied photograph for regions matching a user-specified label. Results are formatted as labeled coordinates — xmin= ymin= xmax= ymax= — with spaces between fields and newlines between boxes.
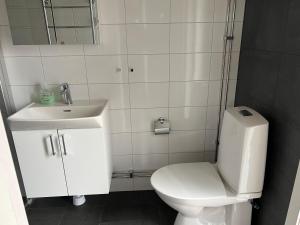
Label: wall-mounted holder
xmin=154 ymin=117 xmax=170 ymax=135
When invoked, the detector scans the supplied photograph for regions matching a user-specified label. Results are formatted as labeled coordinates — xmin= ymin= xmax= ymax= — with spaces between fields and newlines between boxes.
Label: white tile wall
xmin=169 ymin=81 xmax=209 ymax=107
xmin=128 ymin=54 xmax=169 ymax=83
xmin=125 ymin=0 xmax=170 ymax=24
xmin=0 ymin=0 xmax=245 ymax=191
xmin=85 ymin=55 xmax=128 ymax=83
xmin=42 ymin=56 xmax=87 ymax=84
xmin=170 ymin=53 xmax=210 ymax=81
xmin=126 ymin=24 xmax=169 ymax=54
xmin=171 ymin=0 xmax=214 ymax=23
xmin=4 ymin=57 xmax=43 ymax=85
xmin=170 ymin=23 xmax=213 ymax=53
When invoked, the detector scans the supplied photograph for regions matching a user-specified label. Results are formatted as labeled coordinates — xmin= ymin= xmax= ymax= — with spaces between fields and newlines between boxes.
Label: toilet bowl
xmin=151 ymin=162 xmax=257 ymax=225
xmin=151 ymin=107 xmax=269 ymax=225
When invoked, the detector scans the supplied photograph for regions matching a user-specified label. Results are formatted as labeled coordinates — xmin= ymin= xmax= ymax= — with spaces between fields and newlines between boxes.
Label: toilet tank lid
xmin=227 ymin=106 xmax=268 ymax=128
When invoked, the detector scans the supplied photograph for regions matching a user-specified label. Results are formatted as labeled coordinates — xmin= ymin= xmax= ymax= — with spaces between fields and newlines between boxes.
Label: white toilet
xmin=151 ymin=106 xmax=269 ymax=225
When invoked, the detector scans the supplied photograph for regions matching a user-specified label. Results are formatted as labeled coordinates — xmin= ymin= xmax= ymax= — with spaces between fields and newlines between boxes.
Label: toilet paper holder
xmin=154 ymin=117 xmax=170 ymax=135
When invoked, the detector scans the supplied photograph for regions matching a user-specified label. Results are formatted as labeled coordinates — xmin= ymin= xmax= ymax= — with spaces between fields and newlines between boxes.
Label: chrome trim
xmin=61 ymin=135 xmax=67 ymax=155
xmin=112 ymin=170 xmax=154 ymax=179
xmin=42 ymin=0 xmax=52 ymax=44
xmin=89 ymin=0 xmax=96 ymax=44
xmin=49 ymin=135 xmax=56 ymax=156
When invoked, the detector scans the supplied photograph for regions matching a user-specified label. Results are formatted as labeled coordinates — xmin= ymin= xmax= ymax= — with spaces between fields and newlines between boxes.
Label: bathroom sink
xmin=8 ymin=100 xmax=108 ymax=130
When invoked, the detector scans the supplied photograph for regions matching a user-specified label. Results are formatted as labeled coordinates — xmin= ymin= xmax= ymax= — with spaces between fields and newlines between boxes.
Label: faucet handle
xmin=60 ymin=83 xmax=69 ymax=92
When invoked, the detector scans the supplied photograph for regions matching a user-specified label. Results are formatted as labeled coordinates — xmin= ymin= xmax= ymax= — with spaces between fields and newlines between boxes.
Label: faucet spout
xmin=60 ymin=83 xmax=73 ymax=105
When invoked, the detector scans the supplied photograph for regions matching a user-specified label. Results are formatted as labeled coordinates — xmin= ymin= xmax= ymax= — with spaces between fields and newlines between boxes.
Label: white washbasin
xmin=8 ymin=100 xmax=108 ymax=130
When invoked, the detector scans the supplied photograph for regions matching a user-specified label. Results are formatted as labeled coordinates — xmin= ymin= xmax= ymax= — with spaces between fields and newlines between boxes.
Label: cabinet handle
xmin=49 ymin=135 xmax=56 ymax=156
xmin=60 ymin=135 xmax=67 ymax=155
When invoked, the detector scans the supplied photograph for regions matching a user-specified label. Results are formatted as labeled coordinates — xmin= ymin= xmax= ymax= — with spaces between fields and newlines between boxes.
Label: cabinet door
xmin=58 ymin=128 xmax=110 ymax=195
xmin=12 ymin=130 xmax=68 ymax=198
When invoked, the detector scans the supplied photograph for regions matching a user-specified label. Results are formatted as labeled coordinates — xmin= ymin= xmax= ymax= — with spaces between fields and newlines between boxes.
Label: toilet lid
xmin=151 ymin=162 xmax=226 ymax=200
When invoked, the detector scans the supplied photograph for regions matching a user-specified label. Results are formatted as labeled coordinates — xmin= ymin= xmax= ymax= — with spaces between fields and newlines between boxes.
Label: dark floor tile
xmin=158 ymin=204 xmax=177 ymax=225
xmin=101 ymin=205 xmax=144 ymax=222
xmin=29 ymin=196 xmax=72 ymax=208
xmin=99 ymin=220 xmax=142 ymax=225
xmin=61 ymin=206 xmax=104 ymax=225
xmin=27 ymin=207 xmax=65 ymax=225
xmin=26 ymin=191 xmax=176 ymax=225
xmin=85 ymin=195 xmax=109 ymax=207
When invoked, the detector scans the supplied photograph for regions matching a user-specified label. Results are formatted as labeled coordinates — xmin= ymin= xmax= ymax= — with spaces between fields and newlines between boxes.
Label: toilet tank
xmin=217 ymin=106 xmax=268 ymax=194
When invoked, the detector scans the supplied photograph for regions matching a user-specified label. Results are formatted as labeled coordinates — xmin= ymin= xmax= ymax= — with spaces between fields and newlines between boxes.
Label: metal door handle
xmin=60 ymin=135 xmax=67 ymax=155
xmin=49 ymin=135 xmax=56 ymax=156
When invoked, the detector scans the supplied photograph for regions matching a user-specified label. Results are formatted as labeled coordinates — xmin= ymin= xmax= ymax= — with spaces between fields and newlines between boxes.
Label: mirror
xmin=6 ymin=0 xmax=100 ymax=45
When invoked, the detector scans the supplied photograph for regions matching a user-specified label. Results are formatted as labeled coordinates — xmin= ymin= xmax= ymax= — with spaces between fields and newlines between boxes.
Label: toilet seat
xmin=151 ymin=162 xmax=247 ymax=207
xmin=151 ymin=162 xmax=226 ymax=199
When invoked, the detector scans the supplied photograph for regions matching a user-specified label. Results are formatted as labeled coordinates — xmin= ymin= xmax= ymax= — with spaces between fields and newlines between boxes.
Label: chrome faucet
xmin=60 ymin=83 xmax=73 ymax=105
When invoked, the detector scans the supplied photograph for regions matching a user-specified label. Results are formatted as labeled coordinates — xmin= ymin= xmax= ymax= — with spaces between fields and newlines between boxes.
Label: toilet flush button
xmin=239 ymin=109 xmax=253 ymax=117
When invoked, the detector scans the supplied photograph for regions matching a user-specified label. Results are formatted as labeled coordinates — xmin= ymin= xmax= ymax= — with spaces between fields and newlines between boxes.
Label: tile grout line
xmin=82 ymin=45 xmax=92 ymax=103
xmin=122 ymin=0 xmax=134 ymax=190
xmin=167 ymin=0 xmax=172 ymax=165
xmin=203 ymin=0 xmax=218 ymax=160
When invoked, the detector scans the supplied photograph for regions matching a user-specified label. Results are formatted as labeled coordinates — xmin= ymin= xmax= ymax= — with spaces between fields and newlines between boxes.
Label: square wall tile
xmin=170 ymin=53 xmax=210 ymax=81
xmin=169 ymin=107 xmax=207 ymax=130
xmin=109 ymin=109 xmax=131 ymax=133
xmin=85 ymin=55 xmax=128 ymax=83
xmin=169 ymin=81 xmax=209 ymax=107
xmin=69 ymin=84 xmax=89 ymax=101
xmin=212 ymin=23 xmax=226 ymax=52
xmin=170 ymin=23 xmax=213 ymax=53
xmin=84 ymin=25 xmax=127 ymax=55
xmin=113 ymin=155 xmax=133 ymax=171
xmin=133 ymin=154 xmax=168 ymax=170
xmin=169 ymin=130 xmax=205 ymax=153
xmin=132 ymin=132 xmax=168 ymax=154
xmin=205 ymin=129 xmax=218 ymax=152
xmin=131 ymin=108 xmax=168 ymax=132
xmin=125 ymin=0 xmax=170 ymax=23
xmin=110 ymin=178 xmax=133 ymax=192
xmin=5 ymin=57 xmax=44 ymax=85
xmin=214 ymin=0 xmax=228 ymax=22
xmin=130 ymin=83 xmax=169 ymax=108
xmin=206 ymin=106 xmax=219 ymax=129
xmin=171 ymin=0 xmax=214 ymax=22
xmin=89 ymin=84 xmax=130 ymax=109
xmin=10 ymin=85 xmax=40 ymax=110
xmin=208 ymin=81 xmax=221 ymax=106
xmin=127 ymin=24 xmax=169 ymax=54
xmin=128 ymin=54 xmax=169 ymax=83
xmin=210 ymin=53 xmax=223 ymax=80
xmin=229 ymin=52 xmax=240 ymax=79
xmin=133 ymin=177 xmax=153 ymax=191
xmin=111 ymin=133 xmax=133 ymax=155
xmin=39 ymin=45 xmax=84 ymax=56
xmin=204 ymin=151 xmax=216 ymax=163
xmin=226 ymin=79 xmax=237 ymax=107
xmin=169 ymin=152 xmax=204 ymax=164
xmin=42 ymin=56 xmax=86 ymax=84
xmin=99 ymin=0 xmax=125 ymax=24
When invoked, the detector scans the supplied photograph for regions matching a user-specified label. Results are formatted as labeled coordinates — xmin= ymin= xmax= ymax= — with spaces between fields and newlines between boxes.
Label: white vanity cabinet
xmin=12 ymin=128 xmax=112 ymax=198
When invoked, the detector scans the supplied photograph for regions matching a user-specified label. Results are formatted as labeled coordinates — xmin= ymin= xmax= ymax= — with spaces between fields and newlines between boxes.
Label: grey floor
xmin=26 ymin=191 xmax=177 ymax=225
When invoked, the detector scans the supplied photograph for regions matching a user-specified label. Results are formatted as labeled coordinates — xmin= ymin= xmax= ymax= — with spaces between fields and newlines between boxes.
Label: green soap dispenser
xmin=39 ymin=85 xmax=55 ymax=105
